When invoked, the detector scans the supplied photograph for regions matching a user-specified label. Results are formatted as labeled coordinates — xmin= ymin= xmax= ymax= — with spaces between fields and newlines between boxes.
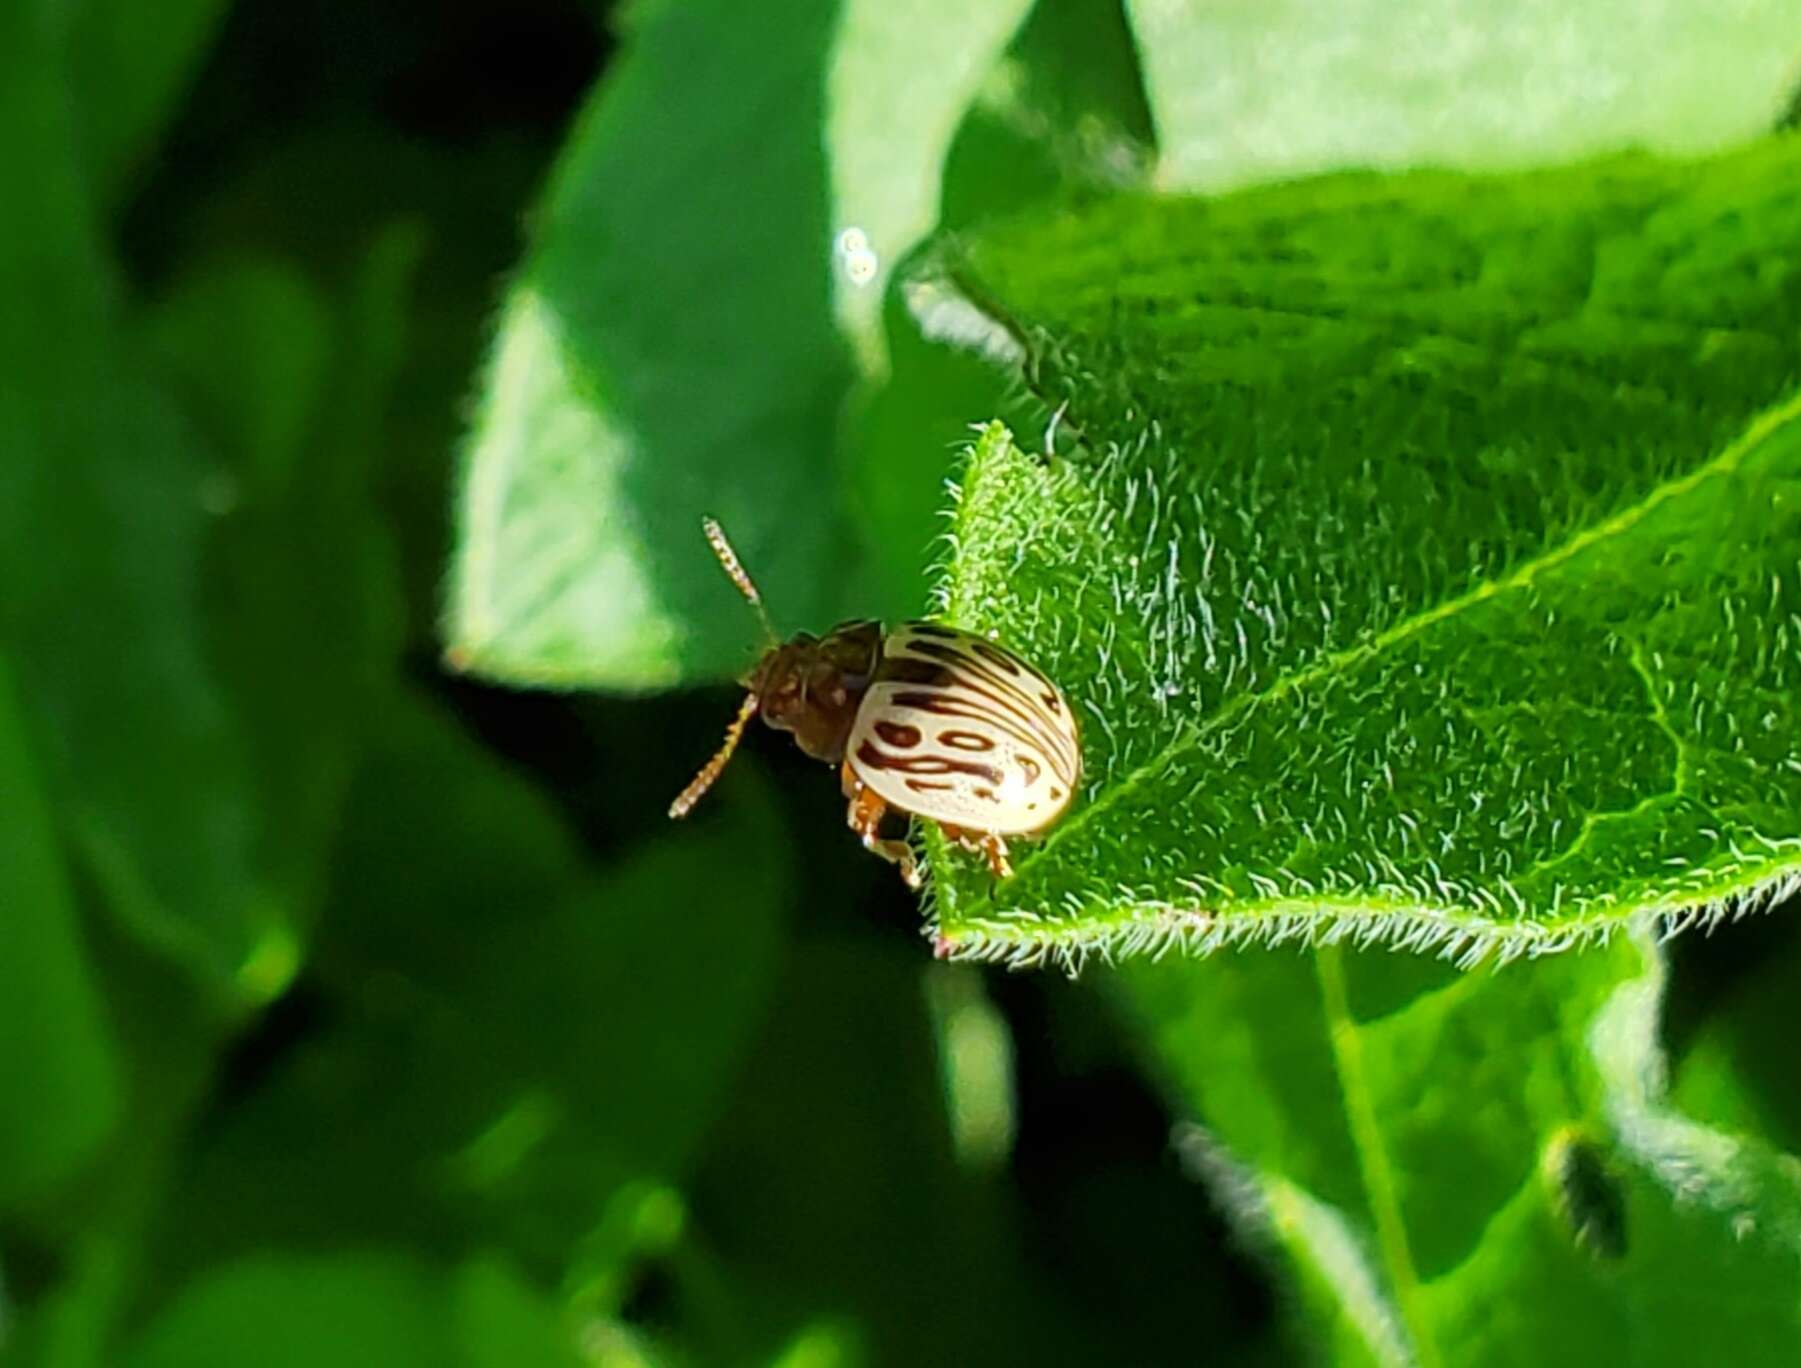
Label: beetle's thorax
xmin=749 ymin=620 xmax=883 ymax=763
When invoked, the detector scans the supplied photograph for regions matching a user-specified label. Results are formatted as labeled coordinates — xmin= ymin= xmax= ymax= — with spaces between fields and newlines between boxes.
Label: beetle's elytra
xmin=668 ymin=518 xmax=1081 ymax=887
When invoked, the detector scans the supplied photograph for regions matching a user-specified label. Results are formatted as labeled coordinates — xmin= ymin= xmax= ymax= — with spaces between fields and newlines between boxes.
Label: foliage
xmin=7 ymin=0 xmax=1801 ymax=1365
xmin=445 ymin=0 xmax=1035 ymax=689
xmin=1125 ymin=934 xmax=1801 ymax=1365
xmin=924 ymin=141 xmax=1801 ymax=964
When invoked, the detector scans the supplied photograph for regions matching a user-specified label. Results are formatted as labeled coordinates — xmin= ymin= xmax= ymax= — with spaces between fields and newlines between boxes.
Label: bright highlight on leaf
xmin=921 ymin=137 xmax=1801 ymax=967
xmin=1126 ymin=0 xmax=1801 ymax=191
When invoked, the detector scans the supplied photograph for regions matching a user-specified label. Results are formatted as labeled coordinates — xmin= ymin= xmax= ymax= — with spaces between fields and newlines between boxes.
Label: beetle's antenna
xmin=669 ymin=519 xmax=778 ymax=819
xmin=668 ymin=690 xmax=760 ymax=819
xmin=703 ymin=516 xmax=778 ymax=647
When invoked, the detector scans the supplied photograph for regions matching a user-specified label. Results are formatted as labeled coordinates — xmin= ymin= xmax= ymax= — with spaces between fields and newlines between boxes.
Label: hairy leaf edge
xmin=909 ymin=335 xmax=1801 ymax=966
xmin=921 ymin=862 xmax=1801 ymax=975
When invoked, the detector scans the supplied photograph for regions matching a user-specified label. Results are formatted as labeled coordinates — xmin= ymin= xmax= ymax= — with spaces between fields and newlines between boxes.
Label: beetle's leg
xmin=941 ymin=824 xmax=1015 ymax=880
xmin=972 ymin=831 xmax=1013 ymax=880
xmin=842 ymin=762 xmax=920 ymax=889
xmin=980 ymin=832 xmax=1014 ymax=879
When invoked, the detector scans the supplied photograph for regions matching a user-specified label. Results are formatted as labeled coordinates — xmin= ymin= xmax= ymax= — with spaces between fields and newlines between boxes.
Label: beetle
xmin=668 ymin=518 xmax=1081 ymax=887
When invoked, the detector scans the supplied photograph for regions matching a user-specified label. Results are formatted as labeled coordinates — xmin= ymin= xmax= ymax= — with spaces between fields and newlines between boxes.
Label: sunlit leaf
xmin=920 ymin=138 xmax=1801 ymax=964
xmin=847 ymin=0 xmax=1157 ymax=614
xmin=446 ymin=0 xmax=1033 ymax=689
xmin=1125 ymin=0 xmax=1801 ymax=190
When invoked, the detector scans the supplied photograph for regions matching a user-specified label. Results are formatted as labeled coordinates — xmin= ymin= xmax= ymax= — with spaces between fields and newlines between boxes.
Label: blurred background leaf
xmin=1125 ymin=0 xmax=1801 ymax=189
xmin=1124 ymin=933 xmax=1801 ymax=1364
xmin=121 ymin=1251 xmax=575 ymax=1368
xmin=140 ymin=231 xmax=417 ymax=964
xmin=135 ymin=694 xmax=788 ymax=1296
xmin=0 ymin=0 xmax=265 ymax=991
xmin=68 ymin=0 xmax=234 ymax=205
xmin=0 ymin=661 xmax=120 ymax=1208
xmin=448 ymin=0 xmax=1040 ymax=690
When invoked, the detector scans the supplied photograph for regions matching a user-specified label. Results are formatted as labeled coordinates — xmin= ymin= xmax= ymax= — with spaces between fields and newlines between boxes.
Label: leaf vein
xmin=992 ymin=386 xmax=1801 ymax=898
xmin=1315 ymin=943 xmax=1438 ymax=1368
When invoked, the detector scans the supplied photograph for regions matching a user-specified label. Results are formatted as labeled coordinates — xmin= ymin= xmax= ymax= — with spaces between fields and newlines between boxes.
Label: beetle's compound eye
xmin=762 ymin=678 xmax=801 ymax=724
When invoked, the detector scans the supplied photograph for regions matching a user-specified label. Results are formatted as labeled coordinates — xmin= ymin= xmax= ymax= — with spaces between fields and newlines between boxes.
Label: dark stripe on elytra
xmin=939 ymin=729 xmax=995 ymax=752
xmin=972 ymin=641 xmax=1023 ymax=676
xmin=891 ymin=691 xmax=1075 ymax=788
xmin=855 ymin=741 xmax=1002 ymax=785
xmin=895 ymin=670 xmax=1077 ymax=781
xmin=874 ymin=721 xmax=923 ymax=748
xmin=893 ymin=629 xmax=1076 ymax=770
xmin=902 ymin=622 xmax=1052 ymax=688
xmin=890 ymin=687 xmax=1075 ymax=784
xmin=877 ymin=655 xmax=957 ymax=687
xmin=907 ymin=641 xmax=1066 ymax=750
xmin=898 ymin=652 xmax=1055 ymax=748
xmin=890 ymin=689 xmax=1043 ymax=757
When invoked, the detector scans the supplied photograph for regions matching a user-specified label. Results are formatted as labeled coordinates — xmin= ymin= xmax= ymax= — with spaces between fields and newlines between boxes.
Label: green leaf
xmin=67 ymin=0 xmax=230 ymax=201
xmin=1125 ymin=0 xmax=1801 ymax=190
xmin=0 ymin=655 xmax=120 ymax=1206
xmin=938 ymin=0 xmax=1154 ymax=223
xmin=143 ymin=691 xmax=788 ymax=1286
xmin=846 ymin=0 xmax=1157 ymax=615
xmin=826 ymin=0 xmax=1036 ymax=362
xmin=0 ymin=0 xmax=262 ymax=989
xmin=453 ymin=1256 xmax=581 ymax=1368
xmin=2 ymin=933 xmax=234 ymax=1368
xmin=1670 ymin=923 xmax=1801 ymax=1154
xmin=122 ymin=1253 xmax=448 ymax=1368
xmin=1121 ymin=930 xmax=1801 ymax=1364
xmin=920 ymin=137 xmax=1801 ymax=963
xmin=122 ymin=1251 xmax=577 ymax=1368
xmin=446 ymin=0 xmax=1032 ymax=690
xmin=1 ymin=230 xmax=426 ymax=1368
xmin=141 ymin=234 xmax=417 ymax=963
xmin=138 ymin=254 xmax=335 ymax=494
xmin=680 ymin=944 xmax=1121 ymax=1366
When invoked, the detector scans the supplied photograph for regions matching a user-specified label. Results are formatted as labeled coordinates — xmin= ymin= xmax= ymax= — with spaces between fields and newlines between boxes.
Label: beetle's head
xmin=749 ymin=621 xmax=881 ymax=763
xmin=669 ymin=520 xmax=880 ymax=819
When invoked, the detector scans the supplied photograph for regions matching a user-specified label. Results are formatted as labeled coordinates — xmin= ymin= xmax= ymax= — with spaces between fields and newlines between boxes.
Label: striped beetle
xmin=668 ymin=519 xmax=1081 ymax=887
